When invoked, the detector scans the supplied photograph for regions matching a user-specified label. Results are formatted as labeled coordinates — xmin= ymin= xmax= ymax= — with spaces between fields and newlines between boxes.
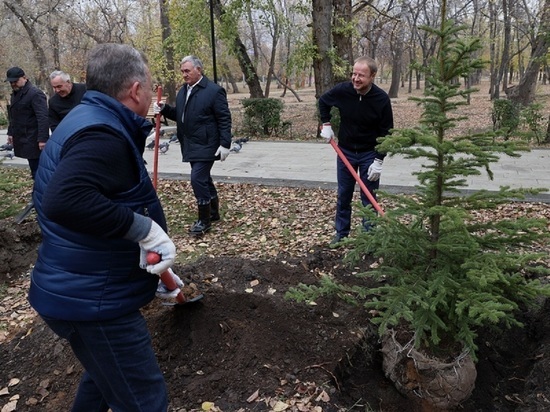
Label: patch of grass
xmin=0 ymin=167 xmax=33 ymax=219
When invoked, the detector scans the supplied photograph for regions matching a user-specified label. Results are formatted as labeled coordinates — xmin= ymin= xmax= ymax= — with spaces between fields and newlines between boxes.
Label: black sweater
xmin=41 ymin=129 xmax=141 ymax=238
xmin=318 ymin=81 xmax=393 ymax=158
xmin=48 ymin=83 xmax=87 ymax=132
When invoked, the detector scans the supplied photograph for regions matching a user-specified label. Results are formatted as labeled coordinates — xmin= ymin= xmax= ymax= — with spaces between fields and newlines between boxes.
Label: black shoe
xmin=329 ymin=234 xmax=347 ymax=246
xmin=189 ymin=220 xmax=211 ymax=236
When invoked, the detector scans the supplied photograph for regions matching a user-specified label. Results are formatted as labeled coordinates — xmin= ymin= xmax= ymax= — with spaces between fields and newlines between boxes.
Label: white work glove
xmin=320 ymin=123 xmax=334 ymax=143
xmin=156 ymin=268 xmax=184 ymax=300
xmin=215 ymin=145 xmax=230 ymax=161
xmin=138 ymin=220 xmax=176 ymax=275
xmin=153 ymin=102 xmax=164 ymax=115
xmin=367 ymin=158 xmax=383 ymax=182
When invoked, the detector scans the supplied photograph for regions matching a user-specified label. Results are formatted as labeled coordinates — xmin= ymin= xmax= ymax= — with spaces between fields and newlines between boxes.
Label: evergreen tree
xmin=288 ymin=15 xmax=550 ymax=359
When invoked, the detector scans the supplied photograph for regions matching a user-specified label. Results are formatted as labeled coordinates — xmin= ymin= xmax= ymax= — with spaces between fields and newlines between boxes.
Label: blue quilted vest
xmin=30 ymin=91 xmax=165 ymax=321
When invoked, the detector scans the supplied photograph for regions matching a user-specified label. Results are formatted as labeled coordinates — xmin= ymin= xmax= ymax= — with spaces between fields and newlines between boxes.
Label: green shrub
xmin=0 ymin=109 xmax=8 ymax=127
xmin=520 ymin=103 xmax=545 ymax=144
xmin=492 ymin=99 xmax=520 ymax=139
xmin=241 ymin=98 xmax=290 ymax=137
xmin=0 ymin=168 xmax=33 ymax=219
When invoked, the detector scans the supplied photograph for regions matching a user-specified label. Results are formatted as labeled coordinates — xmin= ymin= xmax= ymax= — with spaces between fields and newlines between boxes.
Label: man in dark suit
xmin=156 ymin=55 xmax=232 ymax=235
xmin=5 ymin=66 xmax=49 ymax=179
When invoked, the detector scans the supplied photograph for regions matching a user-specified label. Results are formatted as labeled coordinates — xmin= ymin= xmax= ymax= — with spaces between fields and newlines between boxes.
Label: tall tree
xmin=212 ymin=0 xmax=264 ymax=97
xmin=311 ymin=0 xmax=333 ymax=97
xmin=506 ymin=0 xmax=550 ymax=105
xmin=158 ymin=0 xmax=176 ymax=104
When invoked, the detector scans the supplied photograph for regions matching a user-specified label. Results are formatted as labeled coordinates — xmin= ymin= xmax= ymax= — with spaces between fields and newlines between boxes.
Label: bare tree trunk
xmin=312 ymin=0 xmax=334 ymax=98
xmin=221 ymin=62 xmax=239 ymax=94
xmin=506 ymin=0 xmax=550 ymax=106
xmin=246 ymin=3 xmax=260 ymax=68
xmin=488 ymin=0 xmax=499 ymax=98
xmin=4 ymin=1 xmax=49 ymax=89
xmin=498 ymin=0 xmax=511 ymax=92
xmin=388 ymin=22 xmax=403 ymax=98
xmin=332 ymin=0 xmax=353 ymax=82
xmin=159 ymin=0 xmax=177 ymax=104
xmin=212 ymin=0 xmax=264 ymax=98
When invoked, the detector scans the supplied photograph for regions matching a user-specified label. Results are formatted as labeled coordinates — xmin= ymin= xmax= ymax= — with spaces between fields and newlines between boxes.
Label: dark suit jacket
xmin=8 ymin=80 xmax=49 ymax=159
xmin=162 ymin=76 xmax=232 ymax=162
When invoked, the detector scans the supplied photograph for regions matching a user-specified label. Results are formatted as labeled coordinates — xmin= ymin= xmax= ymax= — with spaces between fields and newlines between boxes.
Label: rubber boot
xmin=189 ymin=202 xmax=211 ymax=235
xmin=210 ymin=197 xmax=220 ymax=222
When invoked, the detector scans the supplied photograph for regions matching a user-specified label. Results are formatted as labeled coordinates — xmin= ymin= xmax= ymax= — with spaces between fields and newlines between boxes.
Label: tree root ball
xmin=381 ymin=329 xmax=477 ymax=410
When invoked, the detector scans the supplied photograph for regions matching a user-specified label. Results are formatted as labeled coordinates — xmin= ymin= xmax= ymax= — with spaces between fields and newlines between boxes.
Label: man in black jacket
xmin=48 ymin=70 xmax=87 ymax=132
xmin=319 ymin=56 xmax=394 ymax=245
xmin=156 ymin=55 xmax=232 ymax=236
xmin=5 ymin=67 xmax=49 ymax=179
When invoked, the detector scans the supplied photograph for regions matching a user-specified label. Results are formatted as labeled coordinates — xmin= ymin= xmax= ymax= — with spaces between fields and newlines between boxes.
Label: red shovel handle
xmin=152 ymin=86 xmax=163 ymax=190
xmin=146 ymin=252 xmax=186 ymax=304
xmin=329 ymin=138 xmax=385 ymax=216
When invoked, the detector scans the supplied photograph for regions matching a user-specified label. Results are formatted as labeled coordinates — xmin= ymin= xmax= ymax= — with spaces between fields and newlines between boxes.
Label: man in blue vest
xmin=30 ymin=43 xmax=179 ymax=411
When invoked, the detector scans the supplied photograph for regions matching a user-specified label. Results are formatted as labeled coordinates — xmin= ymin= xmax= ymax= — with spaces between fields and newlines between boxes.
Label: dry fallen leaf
xmin=315 ymin=390 xmax=330 ymax=402
xmin=246 ymin=389 xmax=259 ymax=403
xmin=271 ymin=400 xmax=289 ymax=411
xmin=201 ymin=401 xmax=215 ymax=411
xmin=1 ymin=399 xmax=17 ymax=412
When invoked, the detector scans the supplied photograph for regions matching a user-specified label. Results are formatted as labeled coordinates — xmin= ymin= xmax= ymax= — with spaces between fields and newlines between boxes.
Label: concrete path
xmin=1 ymin=129 xmax=549 ymax=202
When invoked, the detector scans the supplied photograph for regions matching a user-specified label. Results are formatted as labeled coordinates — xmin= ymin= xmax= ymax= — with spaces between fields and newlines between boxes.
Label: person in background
xmin=155 ymin=55 xmax=232 ymax=236
xmin=29 ymin=43 xmax=180 ymax=411
xmin=48 ymin=70 xmax=87 ymax=132
xmin=318 ymin=56 xmax=394 ymax=246
xmin=5 ymin=66 xmax=49 ymax=179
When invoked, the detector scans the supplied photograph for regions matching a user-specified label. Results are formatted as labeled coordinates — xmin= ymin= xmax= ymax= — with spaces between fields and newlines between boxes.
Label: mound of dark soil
xmin=1 ymin=217 xmax=550 ymax=411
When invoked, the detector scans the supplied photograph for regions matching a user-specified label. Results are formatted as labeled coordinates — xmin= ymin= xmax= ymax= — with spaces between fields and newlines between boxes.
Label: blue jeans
xmin=335 ymin=147 xmax=379 ymax=237
xmin=41 ymin=311 xmax=168 ymax=412
xmin=190 ymin=161 xmax=217 ymax=204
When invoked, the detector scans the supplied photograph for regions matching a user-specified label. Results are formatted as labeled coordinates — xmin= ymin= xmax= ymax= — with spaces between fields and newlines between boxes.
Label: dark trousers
xmin=41 ymin=311 xmax=168 ymax=412
xmin=28 ymin=158 xmax=40 ymax=180
xmin=190 ymin=160 xmax=217 ymax=204
xmin=335 ymin=147 xmax=379 ymax=237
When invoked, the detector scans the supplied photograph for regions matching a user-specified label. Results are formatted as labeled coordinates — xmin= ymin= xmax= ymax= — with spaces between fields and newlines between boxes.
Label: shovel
xmin=146 ymin=252 xmax=204 ymax=306
xmin=152 ymin=86 xmax=163 ymax=190
xmin=14 ymin=200 xmax=35 ymax=224
xmin=329 ymin=138 xmax=385 ymax=216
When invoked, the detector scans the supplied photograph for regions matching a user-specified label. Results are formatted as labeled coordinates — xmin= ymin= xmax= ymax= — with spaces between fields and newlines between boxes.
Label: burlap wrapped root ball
xmin=381 ymin=329 xmax=477 ymax=410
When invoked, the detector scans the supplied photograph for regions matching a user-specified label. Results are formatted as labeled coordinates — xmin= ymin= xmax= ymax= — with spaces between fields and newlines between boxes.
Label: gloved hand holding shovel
xmin=147 ymin=252 xmax=204 ymax=306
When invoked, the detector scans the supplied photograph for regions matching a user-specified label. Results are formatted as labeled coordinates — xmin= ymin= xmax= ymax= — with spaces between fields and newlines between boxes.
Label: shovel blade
xmin=14 ymin=200 xmax=35 ymax=224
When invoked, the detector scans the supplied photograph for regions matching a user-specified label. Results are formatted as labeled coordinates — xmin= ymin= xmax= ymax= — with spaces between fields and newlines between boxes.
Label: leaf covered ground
xmin=1 ymin=82 xmax=550 ymax=411
xmin=1 ymin=176 xmax=550 ymax=411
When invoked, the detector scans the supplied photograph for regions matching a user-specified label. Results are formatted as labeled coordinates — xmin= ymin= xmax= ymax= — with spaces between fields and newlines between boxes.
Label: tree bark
xmin=212 ymin=0 xmax=264 ymax=98
xmin=159 ymin=0 xmax=177 ymax=105
xmin=4 ymin=1 xmax=49 ymax=89
xmin=312 ymin=0 xmax=334 ymax=98
xmin=332 ymin=0 xmax=354 ymax=82
xmin=506 ymin=0 xmax=550 ymax=106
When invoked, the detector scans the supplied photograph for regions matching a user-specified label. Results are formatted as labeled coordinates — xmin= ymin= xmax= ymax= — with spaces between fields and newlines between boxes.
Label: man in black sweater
xmin=48 ymin=70 xmax=86 ymax=132
xmin=319 ymin=56 xmax=394 ymax=246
